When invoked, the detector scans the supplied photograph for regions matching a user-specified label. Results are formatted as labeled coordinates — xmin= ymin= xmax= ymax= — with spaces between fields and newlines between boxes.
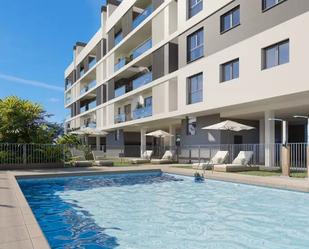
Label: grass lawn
xmin=239 ymin=170 xmax=307 ymax=178
xmin=171 ymin=165 xmax=194 ymax=169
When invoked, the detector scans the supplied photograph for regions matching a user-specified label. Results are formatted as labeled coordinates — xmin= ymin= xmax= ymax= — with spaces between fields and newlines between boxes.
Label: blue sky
xmin=0 ymin=0 xmax=106 ymax=123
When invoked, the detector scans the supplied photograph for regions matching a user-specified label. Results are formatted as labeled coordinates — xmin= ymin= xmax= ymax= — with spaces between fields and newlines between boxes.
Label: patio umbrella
xmin=146 ymin=130 xmax=173 ymax=138
xmin=146 ymin=130 xmax=173 ymax=156
xmin=70 ymin=128 xmax=108 ymax=145
xmin=202 ymin=120 xmax=255 ymax=132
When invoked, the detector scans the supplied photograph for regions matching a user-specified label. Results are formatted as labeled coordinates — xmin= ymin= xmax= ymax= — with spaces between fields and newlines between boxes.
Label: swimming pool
xmin=18 ymin=172 xmax=309 ymax=249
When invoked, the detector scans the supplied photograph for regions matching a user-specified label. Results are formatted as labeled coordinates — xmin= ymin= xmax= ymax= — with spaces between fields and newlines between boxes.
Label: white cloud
xmin=49 ymin=98 xmax=60 ymax=103
xmin=0 ymin=73 xmax=63 ymax=92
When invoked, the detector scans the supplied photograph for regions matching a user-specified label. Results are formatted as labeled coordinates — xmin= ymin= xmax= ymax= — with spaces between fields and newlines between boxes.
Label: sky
xmin=0 ymin=0 xmax=106 ymax=123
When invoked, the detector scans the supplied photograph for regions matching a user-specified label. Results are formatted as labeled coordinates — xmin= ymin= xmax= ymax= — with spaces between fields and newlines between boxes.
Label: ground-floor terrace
xmin=85 ymin=93 xmax=309 ymax=172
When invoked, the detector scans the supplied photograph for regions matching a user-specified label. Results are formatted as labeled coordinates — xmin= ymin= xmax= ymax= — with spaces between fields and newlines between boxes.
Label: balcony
xmin=115 ymin=113 xmax=126 ymax=123
xmin=65 ymin=96 xmax=72 ymax=105
xmin=80 ymin=100 xmax=97 ymax=114
xmin=88 ymin=57 xmax=97 ymax=69
xmin=114 ymin=58 xmax=127 ymax=72
xmin=80 ymin=80 xmax=96 ymax=96
xmin=80 ymin=68 xmax=85 ymax=78
xmin=132 ymin=39 xmax=152 ymax=60
xmin=115 ymin=32 xmax=123 ymax=46
xmin=65 ymin=80 xmax=73 ymax=90
xmin=115 ymin=85 xmax=126 ymax=98
xmin=132 ymin=5 xmax=153 ymax=30
xmin=132 ymin=105 xmax=152 ymax=120
xmin=83 ymin=122 xmax=96 ymax=128
xmin=132 ymin=72 xmax=152 ymax=90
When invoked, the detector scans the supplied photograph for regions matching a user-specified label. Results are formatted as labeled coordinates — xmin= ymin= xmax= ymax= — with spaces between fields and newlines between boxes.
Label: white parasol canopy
xmin=146 ymin=130 xmax=173 ymax=138
xmin=202 ymin=120 xmax=255 ymax=132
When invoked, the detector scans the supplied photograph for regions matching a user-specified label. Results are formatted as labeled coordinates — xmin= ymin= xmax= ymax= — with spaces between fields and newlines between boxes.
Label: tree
xmin=0 ymin=96 xmax=63 ymax=143
xmin=55 ymin=134 xmax=81 ymax=145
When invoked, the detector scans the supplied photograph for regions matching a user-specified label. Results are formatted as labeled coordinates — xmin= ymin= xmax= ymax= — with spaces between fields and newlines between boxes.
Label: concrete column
xmin=281 ymin=145 xmax=291 ymax=177
xmin=307 ymin=146 xmax=309 ymax=180
xmin=265 ymin=111 xmax=275 ymax=167
xmin=259 ymin=118 xmax=265 ymax=163
xmin=140 ymin=128 xmax=146 ymax=157
xmin=96 ymin=136 xmax=101 ymax=151
xmin=169 ymin=125 xmax=176 ymax=149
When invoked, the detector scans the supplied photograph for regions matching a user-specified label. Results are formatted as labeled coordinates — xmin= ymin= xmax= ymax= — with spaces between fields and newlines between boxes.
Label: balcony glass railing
xmin=80 ymin=100 xmax=97 ymax=114
xmin=132 ymin=105 xmax=152 ymax=120
xmin=83 ymin=122 xmax=96 ymax=128
xmin=80 ymin=69 xmax=85 ymax=78
xmin=115 ymin=32 xmax=123 ymax=46
xmin=132 ymin=39 xmax=152 ymax=60
xmin=88 ymin=57 xmax=97 ymax=69
xmin=115 ymin=85 xmax=126 ymax=98
xmin=80 ymin=80 xmax=96 ymax=96
xmin=65 ymin=96 xmax=72 ymax=105
xmin=132 ymin=72 xmax=152 ymax=90
xmin=65 ymin=81 xmax=73 ymax=90
xmin=115 ymin=113 xmax=126 ymax=123
xmin=114 ymin=58 xmax=126 ymax=72
xmin=132 ymin=5 xmax=153 ymax=29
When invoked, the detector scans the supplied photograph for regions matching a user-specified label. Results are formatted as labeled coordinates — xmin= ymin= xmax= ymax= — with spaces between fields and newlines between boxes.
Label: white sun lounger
xmin=92 ymin=151 xmax=114 ymax=166
xmin=214 ymin=151 xmax=258 ymax=172
xmin=131 ymin=150 xmax=153 ymax=164
xmin=151 ymin=150 xmax=174 ymax=164
xmin=192 ymin=151 xmax=229 ymax=170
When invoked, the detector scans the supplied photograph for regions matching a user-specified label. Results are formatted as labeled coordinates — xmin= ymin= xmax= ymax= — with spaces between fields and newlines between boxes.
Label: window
xmin=188 ymin=0 xmax=203 ymax=18
xmin=187 ymin=73 xmax=203 ymax=104
xmin=144 ymin=96 xmax=152 ymax=107
xmin=221 ymin=59 xmax=239 ymax=82
xmin=263 ymin=40 xmax=289 ymax=69
xmin=187 ymin=117 xmax=197 ymax=136
xmin=262 ymin=0 xmax=286 ymax=11
xmin=221 ymin=6 xmax=240 ymax=33
xmin=187 ymin=29 xmax=204 ymax=62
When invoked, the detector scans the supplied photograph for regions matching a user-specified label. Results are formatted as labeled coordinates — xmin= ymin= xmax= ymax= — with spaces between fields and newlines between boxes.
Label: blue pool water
xmin=19 ymin=172 xmax=309 ymax=249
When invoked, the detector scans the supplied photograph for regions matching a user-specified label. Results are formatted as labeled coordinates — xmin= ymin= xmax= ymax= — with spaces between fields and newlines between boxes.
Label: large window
xmin=262 ymin=0 xmax=286 ymax=11
xmin=187 ymin=117 xmax=197 ymax=136
xmin=221 ymin=59 xmax=239 ymax=82
xmin=187 ymin=29 xmax=204 ymax=62
xmin=263 ymin=40 xmax=289 ymax=70
xmin=221 ymin=6 xmax=240 ymax=33
xmin=187 ymin=73 xmax=203 ymax=104
xmin=188 ymin=0 xmax=203 ymax=19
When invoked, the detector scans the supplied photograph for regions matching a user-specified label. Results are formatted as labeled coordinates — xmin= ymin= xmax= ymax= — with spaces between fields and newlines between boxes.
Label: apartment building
xmin=64 ymin=0 xmax=309 ymax=165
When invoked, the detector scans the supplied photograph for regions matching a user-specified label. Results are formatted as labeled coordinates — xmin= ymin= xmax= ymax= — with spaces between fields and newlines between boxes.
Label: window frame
xmin=262 ymin=0 xmax=287 ymax=12
xmin=262 ymin=39 xmax=289 ymax=70
xmin=220 ymin=6 xmax=241 ymax=34
xmin=187 ymin=72 xmax=203 ymax=105
xmin=187 ymin=28 xmax=204 ymax=63
xmin=188 ymin=0 xmax=203 ymax=19
xmin=221 ymin=59 xmax=240 ymax=82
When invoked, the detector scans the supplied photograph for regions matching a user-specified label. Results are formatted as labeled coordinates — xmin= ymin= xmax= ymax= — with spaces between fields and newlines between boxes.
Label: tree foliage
xmin=0 ymin=96 xmax=63 ymax=143
xmin=55 ymin=134 xmax=81 ymax=145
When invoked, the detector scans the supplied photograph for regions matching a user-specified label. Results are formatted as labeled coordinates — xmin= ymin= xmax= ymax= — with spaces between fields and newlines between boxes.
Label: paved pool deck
xmin=0 ymin=165 xmax=308 ymax=249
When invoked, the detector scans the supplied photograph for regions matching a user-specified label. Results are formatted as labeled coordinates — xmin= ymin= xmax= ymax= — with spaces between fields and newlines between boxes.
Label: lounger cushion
xmin=131 ymin=159 xmax=150 ymax=164
xmin=151 ymin=159 xmax=173 ymax=164
xmin=73 ymin=161 xmax=92 ymax=167
xmin=93 ymin=160 xmax=114 ymax=167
